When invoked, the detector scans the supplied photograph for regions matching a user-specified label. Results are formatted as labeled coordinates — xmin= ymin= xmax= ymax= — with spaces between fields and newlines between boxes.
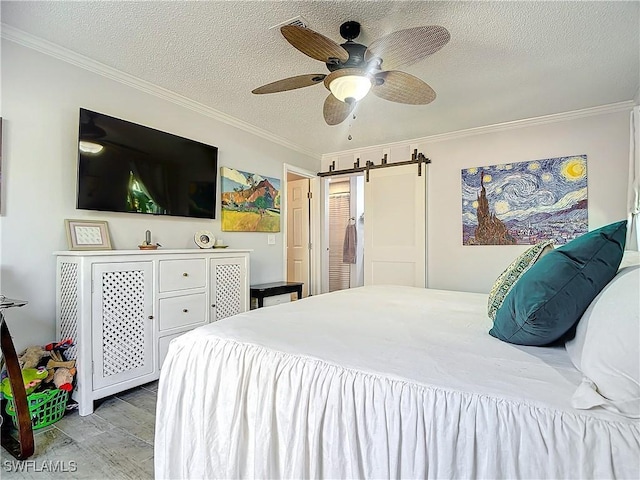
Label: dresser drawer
xmin=158 ymin=293 xmax=207 ymax=331
xmin=159 ymin=259 xmax=206 ymax=292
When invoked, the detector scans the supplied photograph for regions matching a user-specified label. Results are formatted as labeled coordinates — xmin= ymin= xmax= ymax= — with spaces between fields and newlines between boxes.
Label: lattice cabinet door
xmin=210 ymin=257 xmax=248 ymax=321
xmin=92 ymin=262 xmax=154 ymax=390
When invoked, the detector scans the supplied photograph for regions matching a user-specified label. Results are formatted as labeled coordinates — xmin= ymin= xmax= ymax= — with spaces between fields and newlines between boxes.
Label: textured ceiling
xmin=2 ymin=1 xmax=639 ymax=157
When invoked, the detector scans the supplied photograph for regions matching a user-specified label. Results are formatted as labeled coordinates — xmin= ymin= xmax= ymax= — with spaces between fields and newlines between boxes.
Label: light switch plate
xmin=267 ymin=234 xmax=276 ymax=245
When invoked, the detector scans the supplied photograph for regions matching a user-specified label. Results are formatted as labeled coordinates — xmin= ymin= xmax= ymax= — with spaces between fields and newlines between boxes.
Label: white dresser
xmin=54 ymin=249 xmax=251 ymax=415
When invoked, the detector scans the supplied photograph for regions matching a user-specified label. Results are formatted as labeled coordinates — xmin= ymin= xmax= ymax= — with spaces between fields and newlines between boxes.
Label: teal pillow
xmin=490 ymin=221 xmax=627 ymax=346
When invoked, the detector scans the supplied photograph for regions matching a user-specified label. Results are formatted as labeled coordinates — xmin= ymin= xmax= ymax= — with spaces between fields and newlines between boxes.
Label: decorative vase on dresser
xmin=54 ymin=249 xmax=251 ymax=416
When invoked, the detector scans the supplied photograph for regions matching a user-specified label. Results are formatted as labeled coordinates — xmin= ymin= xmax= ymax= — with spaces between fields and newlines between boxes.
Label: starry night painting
xmin=462 ymin=155 xmax=588 ymax=245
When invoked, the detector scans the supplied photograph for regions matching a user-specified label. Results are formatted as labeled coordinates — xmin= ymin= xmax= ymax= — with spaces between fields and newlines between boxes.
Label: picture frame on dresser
xmin=65 ymin=219 xmax=112 ymax=250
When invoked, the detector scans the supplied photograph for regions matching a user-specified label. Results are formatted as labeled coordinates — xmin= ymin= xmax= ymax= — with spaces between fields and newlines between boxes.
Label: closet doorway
xmin=325 ymin=175 xmax=365 ymax=292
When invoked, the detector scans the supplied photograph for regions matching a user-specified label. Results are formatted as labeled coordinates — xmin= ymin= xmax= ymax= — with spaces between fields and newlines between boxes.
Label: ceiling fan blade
xmin=252 ymin=74 xmax=326 ymax=94
xmin=323 ymin=94 xmax=355 ymax=126
xmin=372 ymin=71 xmax=436 ymax=105
xmin=364 ymin=26 xmax=450 ymax=70
xmin=281 ymin=25 xmax=349 ymax=63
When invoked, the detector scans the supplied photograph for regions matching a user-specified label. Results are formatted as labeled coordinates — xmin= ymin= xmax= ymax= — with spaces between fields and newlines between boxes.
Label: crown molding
xmin=1 ymin=24 xmax=320 ymax=160
xmin=323 ymin=100 xmax=636 ymax=159
xmin=4 ymin=25 xmax=633 ymax=162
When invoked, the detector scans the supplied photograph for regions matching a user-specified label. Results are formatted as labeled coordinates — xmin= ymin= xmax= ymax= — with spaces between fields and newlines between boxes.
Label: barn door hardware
xmin=318 ymin=149 xmax=431 ymax=181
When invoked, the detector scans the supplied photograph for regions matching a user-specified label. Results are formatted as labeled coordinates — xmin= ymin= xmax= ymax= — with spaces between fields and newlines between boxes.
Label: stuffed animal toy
xmin=53 ymin=367 xmax=76 ymax=392
xmin=46 ymin=358 xmax=75 ymax=370
xmin=44 ymin=358 xmax=76 ymax=385
xmin=17 ymin=346 xmax=50 ymax=370
xmin=44 ymin=338 xmax=73 ymax=353
xmin=0 ymin=367 xmax=48 ymax=398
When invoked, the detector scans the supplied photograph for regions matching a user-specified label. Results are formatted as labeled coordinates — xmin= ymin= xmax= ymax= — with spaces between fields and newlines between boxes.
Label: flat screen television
xmin=77 ymin=108 xmax=218 ymax=219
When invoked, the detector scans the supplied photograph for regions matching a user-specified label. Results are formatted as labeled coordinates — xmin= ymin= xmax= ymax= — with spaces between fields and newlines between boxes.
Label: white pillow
xmin=565 ymin=265 xmax=640 ymax=418
xmin=620 ymin=250 xmax=640 ymax=269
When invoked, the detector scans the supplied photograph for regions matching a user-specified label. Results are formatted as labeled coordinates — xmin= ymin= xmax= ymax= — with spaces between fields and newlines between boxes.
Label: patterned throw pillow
xmin=487 ymin=241 xmax=554 ymax=320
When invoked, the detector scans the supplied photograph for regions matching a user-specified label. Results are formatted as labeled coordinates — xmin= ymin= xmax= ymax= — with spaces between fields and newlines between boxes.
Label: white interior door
xmin=364 ymin=164 xmax=426 ymax=287
xmin=287 ymin=178 xmax=310 ymax=297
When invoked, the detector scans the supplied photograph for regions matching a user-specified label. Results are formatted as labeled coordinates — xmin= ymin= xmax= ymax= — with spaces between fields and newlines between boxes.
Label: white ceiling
xmin=2 ymin=1 xmax=639 ymax=157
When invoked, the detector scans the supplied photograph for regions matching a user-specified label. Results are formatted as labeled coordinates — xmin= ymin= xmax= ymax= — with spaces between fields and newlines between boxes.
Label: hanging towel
xmin=343 ymin=223 xmax=357 ymax=264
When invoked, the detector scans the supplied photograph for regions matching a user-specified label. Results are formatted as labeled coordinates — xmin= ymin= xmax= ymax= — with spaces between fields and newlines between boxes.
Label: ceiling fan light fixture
xmin=329 ymin=75 xmax=372 ymax=103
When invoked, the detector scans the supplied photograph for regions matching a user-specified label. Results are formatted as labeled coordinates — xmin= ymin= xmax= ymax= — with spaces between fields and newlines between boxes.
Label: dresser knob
xmin=211 ymin=304 xmax=216 ymax=308
xmin=148 ymin=315 xmax=154 ymax=320
xmin=183 ymin=309 xmax=188 ymax=313
xmin=183 ymin=272 xmax=188 ymax=277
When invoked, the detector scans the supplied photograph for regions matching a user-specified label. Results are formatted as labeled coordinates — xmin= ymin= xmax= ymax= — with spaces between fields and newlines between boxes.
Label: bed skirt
xmin=155 ymin=337 xmax=640 ymax=479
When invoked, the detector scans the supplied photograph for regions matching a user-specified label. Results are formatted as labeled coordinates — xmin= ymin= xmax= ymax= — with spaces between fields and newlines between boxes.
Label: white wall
xmin=323 ymin=105 xmax=631 ymax=294
xmin=0 ymin=40 xmax=319 ymax=349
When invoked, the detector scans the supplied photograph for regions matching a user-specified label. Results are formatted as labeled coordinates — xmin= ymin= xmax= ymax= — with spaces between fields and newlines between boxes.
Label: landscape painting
xmin=462 ymin=155 xmax=588 ymax=245
xmin=220 ymin=167 xmax=281 ymax=232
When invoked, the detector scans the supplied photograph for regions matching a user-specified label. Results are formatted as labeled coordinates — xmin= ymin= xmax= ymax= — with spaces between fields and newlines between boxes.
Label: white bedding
xmin=155 ymin=286 xmax=640 ymax=479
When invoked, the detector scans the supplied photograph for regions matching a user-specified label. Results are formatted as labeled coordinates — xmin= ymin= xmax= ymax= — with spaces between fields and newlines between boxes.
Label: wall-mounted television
xmin=77 ymin=108 xmax=218 ymax=219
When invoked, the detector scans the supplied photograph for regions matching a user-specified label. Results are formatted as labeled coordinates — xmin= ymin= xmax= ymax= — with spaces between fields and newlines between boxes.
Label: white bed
xmin=155 ymin=285 xmax=640 ymax=479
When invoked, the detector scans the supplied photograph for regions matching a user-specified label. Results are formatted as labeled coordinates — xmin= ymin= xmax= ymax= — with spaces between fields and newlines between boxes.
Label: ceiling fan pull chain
xmin=347 ymin=113 xmax=356 ymax=141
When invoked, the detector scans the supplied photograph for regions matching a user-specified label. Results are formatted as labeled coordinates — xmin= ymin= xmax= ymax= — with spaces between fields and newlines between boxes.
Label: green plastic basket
xmin=5 ymin=388 xmax=69 ymax=430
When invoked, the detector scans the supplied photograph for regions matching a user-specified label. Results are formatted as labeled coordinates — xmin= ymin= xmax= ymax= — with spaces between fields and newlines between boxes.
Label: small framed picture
xmin=65 ymin=219 xmax=112 ymax=250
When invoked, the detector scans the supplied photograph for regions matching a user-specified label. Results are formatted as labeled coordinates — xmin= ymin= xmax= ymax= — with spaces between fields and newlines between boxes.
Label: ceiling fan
xmin=252 ymin=21 xmax=450 ymax=125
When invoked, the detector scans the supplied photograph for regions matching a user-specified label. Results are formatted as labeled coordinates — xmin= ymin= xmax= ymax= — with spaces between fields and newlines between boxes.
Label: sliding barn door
xmin=364 ymin=164 xmax=426 ymax=287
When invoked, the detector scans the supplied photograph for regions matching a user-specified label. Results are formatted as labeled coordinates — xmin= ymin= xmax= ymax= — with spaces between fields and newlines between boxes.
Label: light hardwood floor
xmin=1 ymin=381 xmax=157 ymax=479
